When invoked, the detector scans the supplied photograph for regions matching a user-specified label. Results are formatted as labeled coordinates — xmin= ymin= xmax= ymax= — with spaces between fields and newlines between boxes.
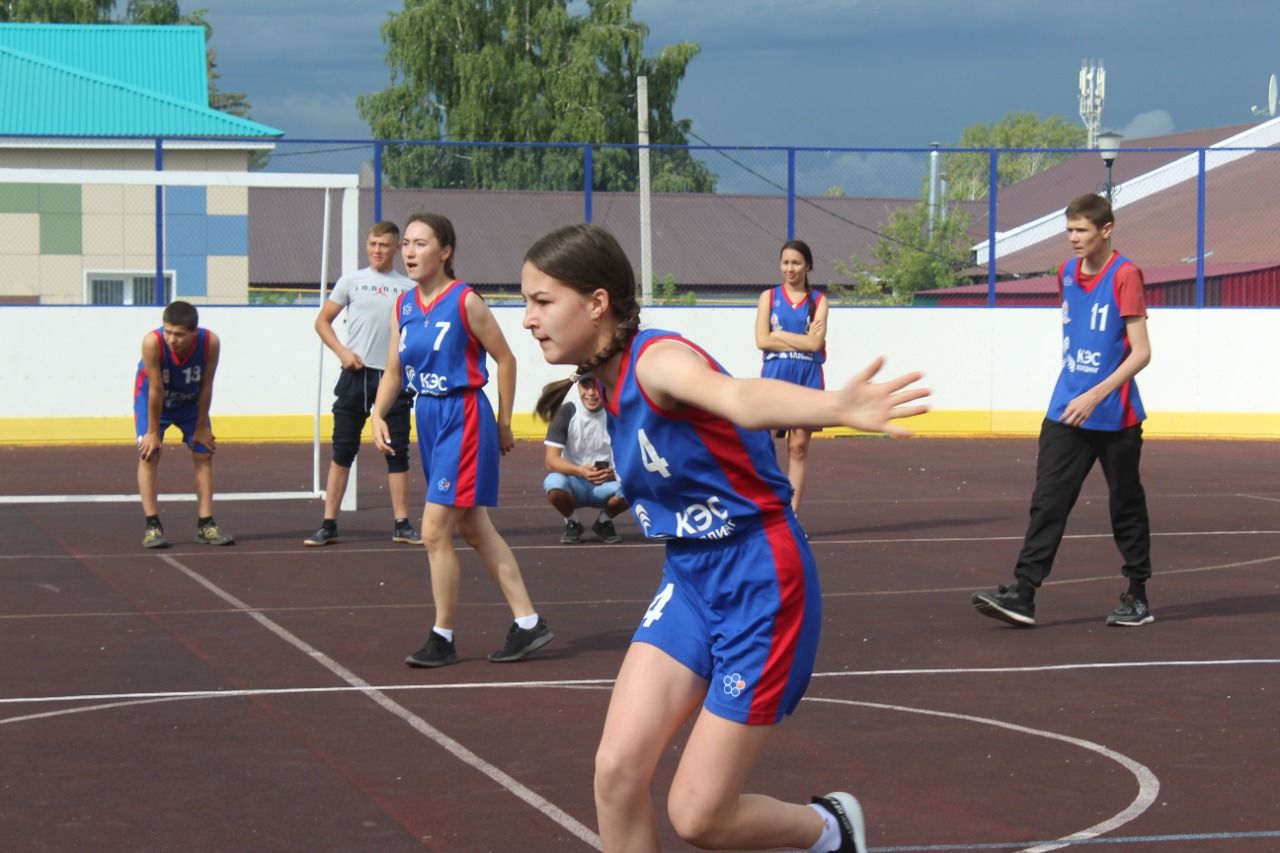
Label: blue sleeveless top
xmin=1048 ymin=255 xmax=1145 ymax=430
xmin=605 ymin=329 xmax=793 ymax=540
xmin=134 ymin=327 xmax=208 ymax=410
xmin=395 ymin=281 xmax=489 ymax=397
xmin=762 ymin=285 xmax=825 ymax=365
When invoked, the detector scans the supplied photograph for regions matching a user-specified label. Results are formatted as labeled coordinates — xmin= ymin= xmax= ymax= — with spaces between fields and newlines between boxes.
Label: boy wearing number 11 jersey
xmin=973 ymin=192 xmax=1155 ymax=628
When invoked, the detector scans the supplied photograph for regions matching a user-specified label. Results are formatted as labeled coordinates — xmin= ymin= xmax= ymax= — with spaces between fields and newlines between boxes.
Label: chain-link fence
xmin=3 ymin=136 xmax=1279 ymax=307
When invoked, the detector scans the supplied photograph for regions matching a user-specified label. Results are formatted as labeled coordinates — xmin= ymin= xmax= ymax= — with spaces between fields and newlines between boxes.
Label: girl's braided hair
xmin=530 ymin=224 xmax=641 ymax=421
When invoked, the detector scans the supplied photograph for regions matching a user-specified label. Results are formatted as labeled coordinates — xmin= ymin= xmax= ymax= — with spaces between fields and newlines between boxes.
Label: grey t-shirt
xmin=327 ymin=267 xmax=413 ymax=370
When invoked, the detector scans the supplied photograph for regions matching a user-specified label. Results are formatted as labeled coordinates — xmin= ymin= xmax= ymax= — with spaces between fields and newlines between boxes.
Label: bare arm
xmin=755 ymin=290 xmax=828 ymax=353
xmin=314 ymin=299 xmax=363 ymax=370
xmin=138 ymin=333 xmax=165 ymax=461
xmin=191 ymin=332 xmax=220 ymax=452
xmin=1061 ymin=316 xmax=1152 ymax=427
xmin=635 ymin=340 xmax=929 ymax=436
xmin=466 ymin=292 xmax=516 ymax=454
xmin=370 ymin=307 xmax=405 ymax=454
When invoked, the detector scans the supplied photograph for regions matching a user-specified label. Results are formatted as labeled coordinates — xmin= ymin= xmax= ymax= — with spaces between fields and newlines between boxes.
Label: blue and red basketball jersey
xmin=1048 ymin=255 xmax=1146 ymax=430
xmin=762 ymin=286 xmax=825 ymax=366
xmin=605 ymin=329 xmax=793 ymax=540
xmin=133 ymin=327 xmax=208 ymax=411
xmin=395 ymin=281 xmax=489 ymax=396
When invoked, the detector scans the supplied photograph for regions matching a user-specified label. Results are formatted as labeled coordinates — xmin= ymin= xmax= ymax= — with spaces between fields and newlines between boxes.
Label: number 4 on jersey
xmin=641 ymin=582 xmax=675 ymax=628
xmin=636 ymin=428 xmax=671 ymax=478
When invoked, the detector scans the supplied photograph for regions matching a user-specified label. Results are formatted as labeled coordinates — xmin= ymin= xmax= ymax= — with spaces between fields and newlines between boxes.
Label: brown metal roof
xmin=248 ymin=187 xmax=985 ymax=290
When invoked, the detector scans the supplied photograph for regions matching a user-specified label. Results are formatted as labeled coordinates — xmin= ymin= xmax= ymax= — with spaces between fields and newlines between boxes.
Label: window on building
xmin=87 ymin=272 xmax=174 ymax=306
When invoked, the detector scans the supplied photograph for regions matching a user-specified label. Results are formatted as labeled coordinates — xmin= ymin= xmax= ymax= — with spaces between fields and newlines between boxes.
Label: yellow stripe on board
xmin=3 ymin=411 xmax=1279 ymax=446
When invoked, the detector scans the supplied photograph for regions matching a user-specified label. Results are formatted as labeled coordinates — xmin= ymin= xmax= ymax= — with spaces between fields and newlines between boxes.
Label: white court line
xmin=155 ymin=554 xmax=602 ymax=851
xmin=809 ymin=698 xmax=1159 ymax=853
xmin=5 ymin=658 xmax=1276 ymax=708
xmin=4 ymin=527 xmax=1278 ymax=562
xmin=1239 ymin=493 xmax=1280 ymax=504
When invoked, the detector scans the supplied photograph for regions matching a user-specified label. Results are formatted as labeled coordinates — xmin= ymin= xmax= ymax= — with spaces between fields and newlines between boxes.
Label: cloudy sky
xmin=206 ymin=0 xmax=1277 ymax=192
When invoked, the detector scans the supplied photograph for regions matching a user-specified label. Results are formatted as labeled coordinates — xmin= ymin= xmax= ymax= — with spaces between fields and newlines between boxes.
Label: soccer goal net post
xmin=0 ymin=166 xmax=362 ymax=509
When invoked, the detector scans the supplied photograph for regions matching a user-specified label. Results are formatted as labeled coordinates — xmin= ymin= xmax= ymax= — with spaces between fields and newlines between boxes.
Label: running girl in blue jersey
xmin=371 ymin=213 xmax=551 ymax=668
xmin=522 ymin=224 xmax=928 ymax=853
xmin=755 ymin=240 xmax=828 ymax=512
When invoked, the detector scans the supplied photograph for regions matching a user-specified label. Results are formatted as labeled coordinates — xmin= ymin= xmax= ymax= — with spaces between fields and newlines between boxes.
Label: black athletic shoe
xmin=392 ymin=521 xmax=422 ymax=545
xmin=811 ymin=792 xmax=866 ymax=853
xmin=1106 ymin=593 xmax=1154 ymax=627
xmin=971 ymin=585 xmax=1036 ymax=626
xmin=304 ymin=525 xmax=338 ymax=546
xmin=194 ymin=523 xmax=235 ymax=546
xmin=560 ymin=518 xmax=584 ymax=544
xmin=487 ymin=618 xmax=553 ymax=663
xmin=592 ymin=517 xmax=622 ymax=544
xmin=405 ymin=632 xmax=459 ymax=668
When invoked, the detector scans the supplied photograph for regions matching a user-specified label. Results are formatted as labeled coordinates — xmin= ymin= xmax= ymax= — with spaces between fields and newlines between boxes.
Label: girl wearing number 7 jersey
xmin=522 ymin=224 xmax=929 ymax=853
xmin=371 ymin=212 xmax=551 ymax=669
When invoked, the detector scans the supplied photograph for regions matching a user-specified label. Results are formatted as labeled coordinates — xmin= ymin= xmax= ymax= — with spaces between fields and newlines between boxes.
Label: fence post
xmin=786 ymin=148 xmax=796 ymax=240
xmin=987 ymin=150 xmax=998 ymax=307
xmin=583 ymin=144 xmax=593 ymax=223
xmin=1196 ymin=148 xmax=1206 ymax=307
xmin=373 ymin=141 xmax=383 ymax=224
xmin=154 ymin=138 xmax=165 ymax=306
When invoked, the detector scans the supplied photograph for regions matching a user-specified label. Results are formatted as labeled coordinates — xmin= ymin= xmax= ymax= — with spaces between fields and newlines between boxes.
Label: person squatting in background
xmin=543 ymin=374 xmax=628 ymax=544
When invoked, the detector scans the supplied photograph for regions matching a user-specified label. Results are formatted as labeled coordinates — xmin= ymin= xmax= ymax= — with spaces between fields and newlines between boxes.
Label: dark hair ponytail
xmin=405 ymin=212 xmax=457 ymax=278
xmin=526 ymin=224 xmax=641 ymax=420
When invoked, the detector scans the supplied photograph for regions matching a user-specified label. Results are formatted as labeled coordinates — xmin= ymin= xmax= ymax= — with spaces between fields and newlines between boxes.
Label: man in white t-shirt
xmin=543 ymin=375 xmax=628 ymax=544
xmin=305 ymin=222 xmax=419 ymax=546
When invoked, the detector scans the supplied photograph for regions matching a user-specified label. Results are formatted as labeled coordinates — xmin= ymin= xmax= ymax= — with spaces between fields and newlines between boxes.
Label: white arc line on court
xmin=807 ymin=697 xmax=1159 ymax=853
xmin=157 ymin=554 xmax=602 ymax=851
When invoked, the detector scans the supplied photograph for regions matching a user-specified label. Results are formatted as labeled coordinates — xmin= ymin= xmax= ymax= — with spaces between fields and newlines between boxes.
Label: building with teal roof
xmin=0 ymin=22 xmax=283 ymax=305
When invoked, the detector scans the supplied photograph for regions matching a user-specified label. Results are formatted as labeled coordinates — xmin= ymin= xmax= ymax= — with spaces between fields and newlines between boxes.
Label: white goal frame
xmin=0 ymin=166 xmax=360 ymax=508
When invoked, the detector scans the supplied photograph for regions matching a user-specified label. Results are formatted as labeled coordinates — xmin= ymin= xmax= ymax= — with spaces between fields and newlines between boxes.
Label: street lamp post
xmin=1097 ymin=130 xmax=1123 ymax=201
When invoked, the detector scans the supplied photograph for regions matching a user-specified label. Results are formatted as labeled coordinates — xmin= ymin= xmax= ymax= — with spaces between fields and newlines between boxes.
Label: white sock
xmin=596 ymin=511 xmax=609 ymax=524
xmin=432 ymin=626 xmax=454 ymax=642
xmin=806 ymin=802 xmax=841 ymax=853
xmin=564 ymin=515 xmax=579 ymax=525
xmin=515 ymin=613 xmax=540 ymax=630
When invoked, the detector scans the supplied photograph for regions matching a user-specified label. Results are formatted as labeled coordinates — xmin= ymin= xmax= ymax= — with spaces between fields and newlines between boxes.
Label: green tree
xmin=831 ymin=201 xmax=973 ymax=302
xmin=943 ymin=112 xmax=1086 ymax=200
xmin=358 ymin=0 xmax=715 ymax=192
xmin=2 ymin=1 xmax=252 ymax=120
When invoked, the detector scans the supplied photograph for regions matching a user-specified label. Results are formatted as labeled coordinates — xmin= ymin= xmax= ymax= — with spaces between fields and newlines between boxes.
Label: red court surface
xmin=2 ymin=437 xmax=1278 ymax=852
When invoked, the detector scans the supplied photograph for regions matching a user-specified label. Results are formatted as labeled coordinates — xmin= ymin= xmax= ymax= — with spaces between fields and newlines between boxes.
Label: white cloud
xmin=1120 ymin=110 xmax=1176 ymax=140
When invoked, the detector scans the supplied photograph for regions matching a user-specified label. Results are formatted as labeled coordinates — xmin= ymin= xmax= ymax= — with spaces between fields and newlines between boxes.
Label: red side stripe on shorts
xmin=749 ymin=513 xmax=807 ymax=724
xmin=455 ymin=391 xmax=480 ymax=504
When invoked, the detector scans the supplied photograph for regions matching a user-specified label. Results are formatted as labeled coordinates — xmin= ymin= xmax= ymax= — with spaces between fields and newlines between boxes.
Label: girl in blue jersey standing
xmin=371 ymin=213 xmax=551 ymax=668
xmin=523 ymin=224 xmax=928 ymax=853
xmin=755 ymin=240 xmax=829 ymax=512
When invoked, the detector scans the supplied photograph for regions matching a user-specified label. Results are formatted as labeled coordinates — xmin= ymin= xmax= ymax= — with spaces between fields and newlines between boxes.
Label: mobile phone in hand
xmin=594 ymin=460 xmax=611 ymax=470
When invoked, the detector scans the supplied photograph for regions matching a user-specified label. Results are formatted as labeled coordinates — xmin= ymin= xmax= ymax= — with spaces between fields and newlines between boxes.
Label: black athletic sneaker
xmin=392 ymin=521 xmax=422 ymax=545
xmin=1106 ymin=593 xmax=1154 ymax=627
xmin=142 ymin=526 xmax=168 ymax=549
xmin=195 ymin=523 xmax=235 ymax=546
xmin=971 ymin=585 xmax=1036 ymax=626
xmin=811 ymin=792 xmax=866 ymax=853
xmin=304 ymin=525 xmax=338 ymax=546
xmin=560 ymin=518 xmax=584 ymax=544
xmin=488 ymin=618 xmax=554 ymax=663
xmin=405 ymin=632 xmax=459 ymax=668
xmin=592 ymin=517 xmax=622 ymax=544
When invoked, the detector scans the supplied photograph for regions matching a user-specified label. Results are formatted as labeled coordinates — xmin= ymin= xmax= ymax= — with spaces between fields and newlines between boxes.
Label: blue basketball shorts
xmin=631 ymin=511 xmax=822 ymax=725
xmin=133 ymin=395 xmax=211 ymax=455
xmin=761 ymin=356 xmax=825 ymax=390
xmin=414 ymin=389 xmax=499 ymax=507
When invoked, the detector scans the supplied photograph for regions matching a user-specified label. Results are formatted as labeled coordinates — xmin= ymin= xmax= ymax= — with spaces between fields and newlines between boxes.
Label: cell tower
xmin=1079 ymin=58 xmax=1106 ymax=149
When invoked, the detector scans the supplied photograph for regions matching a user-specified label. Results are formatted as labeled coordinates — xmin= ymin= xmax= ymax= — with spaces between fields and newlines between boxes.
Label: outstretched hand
xmin=834 ymin=356 xmax=930 ymax=436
